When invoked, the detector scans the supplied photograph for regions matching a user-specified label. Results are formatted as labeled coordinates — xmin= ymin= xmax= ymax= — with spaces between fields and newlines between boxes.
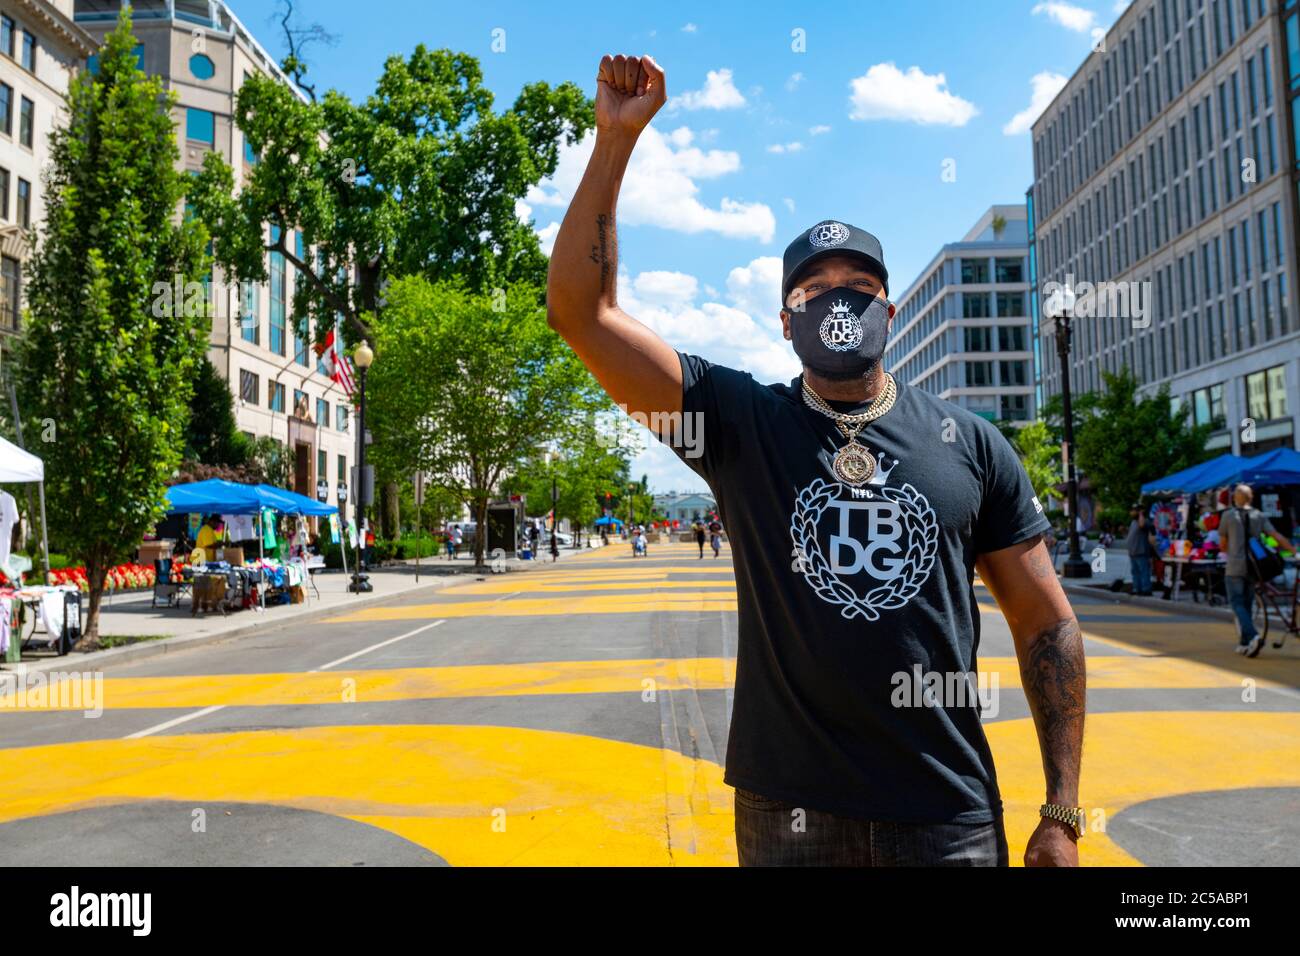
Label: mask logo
xmin=808 ymin=221 xmax=850 ymax=248
xmin=819 ymin=298 xmax=863 ymax=351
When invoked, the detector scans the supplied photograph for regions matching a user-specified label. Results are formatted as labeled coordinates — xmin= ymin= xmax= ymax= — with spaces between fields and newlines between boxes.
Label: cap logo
xmin=809 ymin=221 xmax=851 ymax=248
xmin=819 ymin=298 xmax=863 ymax=351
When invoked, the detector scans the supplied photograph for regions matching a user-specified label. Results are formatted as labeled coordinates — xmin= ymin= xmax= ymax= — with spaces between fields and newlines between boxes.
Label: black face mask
xmin=788 ymin=287 xmax=891 ymax=379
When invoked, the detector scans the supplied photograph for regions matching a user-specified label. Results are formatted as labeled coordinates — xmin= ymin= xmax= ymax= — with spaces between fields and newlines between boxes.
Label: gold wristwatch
xmin=1039 ymin=803 xmax=1086 ymax=838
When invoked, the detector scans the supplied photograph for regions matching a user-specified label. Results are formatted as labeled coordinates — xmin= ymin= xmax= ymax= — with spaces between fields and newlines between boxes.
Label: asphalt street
xmin=1 ymin=541 xmax=1297 ymax=866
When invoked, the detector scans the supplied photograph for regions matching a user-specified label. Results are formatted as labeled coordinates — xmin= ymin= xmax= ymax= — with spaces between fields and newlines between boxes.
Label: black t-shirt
xmin=657 ymin=351 xmax=1051 ymax=824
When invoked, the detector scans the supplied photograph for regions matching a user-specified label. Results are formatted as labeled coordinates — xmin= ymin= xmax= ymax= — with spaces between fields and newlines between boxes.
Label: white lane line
xmin=311 ymin=619 xmax=447 ymax=672
xmin=126 ymin=705 xmax=226 ymax=740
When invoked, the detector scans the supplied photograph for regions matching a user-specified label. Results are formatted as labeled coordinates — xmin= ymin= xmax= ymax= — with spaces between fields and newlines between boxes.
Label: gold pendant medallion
xmin=832 ymin=441 xmax=876 ymax=486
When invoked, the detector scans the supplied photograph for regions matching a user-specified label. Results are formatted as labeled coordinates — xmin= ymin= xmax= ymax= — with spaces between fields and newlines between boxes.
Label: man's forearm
xmin=1019 ymin=617 xmax=1086 ymax=804
xmin=546 ymin=132 xmax=637 ymax=326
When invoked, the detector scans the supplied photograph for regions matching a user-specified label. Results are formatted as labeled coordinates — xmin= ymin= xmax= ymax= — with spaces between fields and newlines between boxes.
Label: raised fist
xmin=596 ymin=54 xmax=666 ymax=137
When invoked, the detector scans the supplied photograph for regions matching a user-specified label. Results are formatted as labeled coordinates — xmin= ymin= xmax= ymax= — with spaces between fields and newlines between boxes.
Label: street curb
xmin=1059 ymin=580 xmax=1236 ymax=621
xmin=2 ymin=547 xmax=596 ymax=677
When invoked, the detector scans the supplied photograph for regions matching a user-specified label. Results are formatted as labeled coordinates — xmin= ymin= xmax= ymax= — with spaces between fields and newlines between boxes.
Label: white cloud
xmin=527 ymin=128 xmax=775 ymax=242
xmin=536 ymin=221 xmax=560 ymax=255
xmin=786 ymin=72 xmax=804 ymax=91
xmin=1003 ymin=71 xmax=1069 ymax=135
xmin=1112 ymin=0 xmax=1131 ymax=11
xmin=681 ymin=22 xmax=697 ymax=33
xmin=808 ymin=124 xmax=832 ymax=136
xmin=783 ymin=197 xmax=796 ymax=213
xmin=766 ymin=141 xmax=804 ymax=154
xmin=1032 ymin=1 xmax=1097 ymax=32
xmin=724 ymin=256 xmax=783 ymax=320
xmin=670 ymin=68 xmax=746 ymax=111
xmin=631 ymin=270 xmax=699 ymax=305
xmin=848 ymin=62 xmax=978 ymax=127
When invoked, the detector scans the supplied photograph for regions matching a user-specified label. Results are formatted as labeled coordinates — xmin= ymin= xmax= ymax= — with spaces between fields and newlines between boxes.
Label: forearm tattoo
xmin=1020 ymin=618 xmax=1086 ymax=800
xmin=594 ymin=212 xmax=613 ymax=293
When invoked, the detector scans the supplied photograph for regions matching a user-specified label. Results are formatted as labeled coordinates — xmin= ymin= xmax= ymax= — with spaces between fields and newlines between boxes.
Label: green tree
xmin=1012 ymin=420 xmax=1063 ymax=504
xmin=1073 ymin=368 xmax=1214 ymax=510
xmin=504 ymin=441 xmax=630 ymax=540
xmin=184 ymin=355 xmax=249 ymax=466
xmin=365 ymin=276 xmax=606 ymax=566
xmin=14 ymin=9 xmax=210 ymax=646
xmin=187 ymin=47 xmax=593 ymax=349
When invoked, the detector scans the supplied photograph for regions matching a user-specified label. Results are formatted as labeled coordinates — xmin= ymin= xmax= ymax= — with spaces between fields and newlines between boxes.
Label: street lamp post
xmin=550 ymin=475 xmax=559 ymax=562
xmin=350 ymin=341 xmax=375 ymax=593
xmin=1045 ymin=285 xmax=1092 ymax=579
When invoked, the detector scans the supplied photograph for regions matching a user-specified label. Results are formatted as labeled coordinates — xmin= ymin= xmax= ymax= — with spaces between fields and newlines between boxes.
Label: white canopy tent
xmin=0 ymin=434 xmax=50 ymax=581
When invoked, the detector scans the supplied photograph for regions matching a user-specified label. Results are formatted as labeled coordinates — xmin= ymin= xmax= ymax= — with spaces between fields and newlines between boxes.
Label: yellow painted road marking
xmin=2 ymin=655 xmax=1279 ymax=713
xmin=443 ymin=579 xmax=736 ymax=595
xmin=324 ymin=592 xmax=739 ymax=622
xmin=1 ymin=713 xmax=1296 ymax=865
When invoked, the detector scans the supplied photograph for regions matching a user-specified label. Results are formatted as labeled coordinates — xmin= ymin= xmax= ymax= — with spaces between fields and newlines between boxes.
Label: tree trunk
xmin=474 ymin=496 xmax=488 ymax=568
xmin=380 ymin=480 xmax=399 ymax=539
xmin=76 ymin=558 xmax=107 ymax=652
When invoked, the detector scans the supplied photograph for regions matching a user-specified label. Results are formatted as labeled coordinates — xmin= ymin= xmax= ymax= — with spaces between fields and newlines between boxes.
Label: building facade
xmin=651 ymin=492 xmax=716 ymax=526
xmin=72 ymin=0 xmax=355 ymax=513
xmin=0 ymin=0 xmax=94 ymax=351
xmin=1031 ymin=0 xmax=1299 ymax=455
xmin=884 ymin=204 xmax=1036 ymax=422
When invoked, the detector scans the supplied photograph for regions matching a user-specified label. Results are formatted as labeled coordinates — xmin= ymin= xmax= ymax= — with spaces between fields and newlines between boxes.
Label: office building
xmin=884 ymin=204 xmax=1036 ymax=422
xmin=0 ymin=0 xmax=94 ymax=347
xmin=71 ymin=0 xmax=355 ymax=510
xmin=1030 ymin=0 xmax=1299 ymax=454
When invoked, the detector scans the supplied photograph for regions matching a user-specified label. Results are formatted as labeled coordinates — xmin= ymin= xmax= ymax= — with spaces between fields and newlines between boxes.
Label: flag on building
xmin=313 ymin=329 xmax=356 ymax=398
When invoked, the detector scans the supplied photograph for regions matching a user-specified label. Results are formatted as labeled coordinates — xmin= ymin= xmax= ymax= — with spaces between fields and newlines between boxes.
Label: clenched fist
xmin=596 ymin=54 xmax=666 ymax=137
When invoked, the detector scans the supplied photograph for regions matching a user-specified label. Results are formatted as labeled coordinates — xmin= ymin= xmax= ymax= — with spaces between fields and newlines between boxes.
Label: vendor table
xmin=1163 ymin=555 xmax=1226 ymax=604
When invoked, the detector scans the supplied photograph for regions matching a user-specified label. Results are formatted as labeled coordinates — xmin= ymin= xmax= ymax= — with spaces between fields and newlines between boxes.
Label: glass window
xmin=994 ymin=258 xmax=1024 ymax=282
xmin=960 ymin=259 xmax=990 ymax=283
xmin=1000 ymin=360 xmax=1028 ymax=386
xmin=962 ymin=293 xmax=991 ymax=318
xmin=239 ymin=370 xmax=259 ymax=404
xmin=186 ymin=107 xmax=214 ymax=144
xmin=316 ymin=397 xmax=329 ymax=428
xmin=18 ymin=96 xmax=32 ymax=148
xmin=0 ymin=16 xmax=12 ymax=58
xmin=967 ymin=361 xmax=994 ymax=386
xmin=1246 ymin=369 xmax=1269 ymax=420
xmin=0 ymin=166 xmax=7 ymax=221
xmin=0 ymin=83 xmax=10 ymax=136
xmin=189 ymin=53 xmax=215 ymax=80
xmin=998 ymin=325 xmax=1026 ymax=351
xmin=337 ymin=454 xmax=347 ymax=483
xmin=16 ymin=178 xmax=29 ymax=228
xmin=269 ymin=381 xmax=285 ymax=413
xmin=1267 ymin=365 xmax=1288 ymax=418
xmin=963 ymin=327 xmax=991 ymax=351
xmin=270 ymin=228 xmax=286 ymax=355
xmin=996 ymin=292 xmax=1024 ymax=317
xmin=317 ymin=449 xmax=327 ymax=488
xmin=336 ymin=405 xmax=349 ymax=432
xmin=292 ymin=388 xmax=308 ymax=417
xmin=0 ymin=255 xmax=20 ymax=331
xmin=1000 ymin=395 xmax=1029 ymax=422
xmin=20 ymin=31 xmax=34 ymax=72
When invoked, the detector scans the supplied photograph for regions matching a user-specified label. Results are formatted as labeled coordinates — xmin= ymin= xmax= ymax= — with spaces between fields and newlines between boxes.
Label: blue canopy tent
xmin=1238 ymin=448 xmax=1300 ymax=488
xmin=163 ymin=479 xmax=343 ymax=608
xmin=593 ymin=516 xmax=624 ymax=528
xmin=1140 ymin=453 xmax=1247 ymax=496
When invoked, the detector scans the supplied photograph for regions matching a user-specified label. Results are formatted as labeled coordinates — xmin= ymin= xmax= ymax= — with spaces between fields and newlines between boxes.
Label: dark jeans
xmin=1224 ymin=574 xmax=1256 ymax=643
xmin=734 ymin=787 xmax=1008 ymax=866
xmin=1130 ymin=554 xmax=1152 ymax=594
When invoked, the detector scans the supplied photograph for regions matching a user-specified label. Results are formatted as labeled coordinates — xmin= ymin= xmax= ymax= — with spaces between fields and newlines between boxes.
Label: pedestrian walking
xmin=547 ymin=53 xmax=1085 ymax=866
xmin=708 ymin=518 xmax=723 ymax=558
xmin=1220 ymin=484 xmax=1295 ymax=657
xmin=1125 ymin=508 xmax=1156 ymax=596
xmin=693 ymin=519 xmax=706 ymax=559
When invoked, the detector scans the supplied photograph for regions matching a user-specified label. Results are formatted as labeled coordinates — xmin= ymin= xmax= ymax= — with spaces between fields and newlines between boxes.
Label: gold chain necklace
xmin=801 ymin=373 xmax=897 ymax=486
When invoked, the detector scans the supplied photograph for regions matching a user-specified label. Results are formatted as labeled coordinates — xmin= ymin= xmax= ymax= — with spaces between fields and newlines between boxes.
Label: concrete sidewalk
xmin=3 ymin=544 xmax=603 ymax=675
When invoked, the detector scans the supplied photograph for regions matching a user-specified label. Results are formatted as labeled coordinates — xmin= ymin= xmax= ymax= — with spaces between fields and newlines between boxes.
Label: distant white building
xmin=653 ymin=491 xmax=716 ymax=526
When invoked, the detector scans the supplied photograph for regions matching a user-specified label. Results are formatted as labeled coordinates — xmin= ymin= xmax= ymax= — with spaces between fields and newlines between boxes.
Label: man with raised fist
xmin=547 ymin=55 xmax=1086 ymax=867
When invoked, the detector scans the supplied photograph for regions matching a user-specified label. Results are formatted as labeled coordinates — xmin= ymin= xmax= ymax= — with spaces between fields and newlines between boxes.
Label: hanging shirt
xmin=656 ymin=351 xmax=1050 ymax=825
xmin=0 ymin=491 xmax=19 ymax=568
xmin=261 ymin=508 xmax=278 ymax=549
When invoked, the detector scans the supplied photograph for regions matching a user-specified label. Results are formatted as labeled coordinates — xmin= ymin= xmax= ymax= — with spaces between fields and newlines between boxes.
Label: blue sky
xmin=234 ymin=0 xmax=1132 ymax=492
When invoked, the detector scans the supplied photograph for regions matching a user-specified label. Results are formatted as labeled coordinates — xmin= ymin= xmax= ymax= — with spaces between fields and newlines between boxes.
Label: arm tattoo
xmin=594 ymin=212 xmax=613 ymax=293
xmin=1025 ymin=539 xmax=1056 ymax=580
xmin=1019 ymin=618 xmax=1086 ymax=800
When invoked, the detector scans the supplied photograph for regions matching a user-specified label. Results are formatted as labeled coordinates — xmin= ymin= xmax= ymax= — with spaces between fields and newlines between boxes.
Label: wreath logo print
xmin=789 ymin=477 xmax=939 ymax=620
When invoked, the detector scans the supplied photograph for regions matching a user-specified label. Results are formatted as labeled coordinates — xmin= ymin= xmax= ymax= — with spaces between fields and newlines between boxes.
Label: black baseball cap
xmin=781 ymin=219 xmax=889 ymax=305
